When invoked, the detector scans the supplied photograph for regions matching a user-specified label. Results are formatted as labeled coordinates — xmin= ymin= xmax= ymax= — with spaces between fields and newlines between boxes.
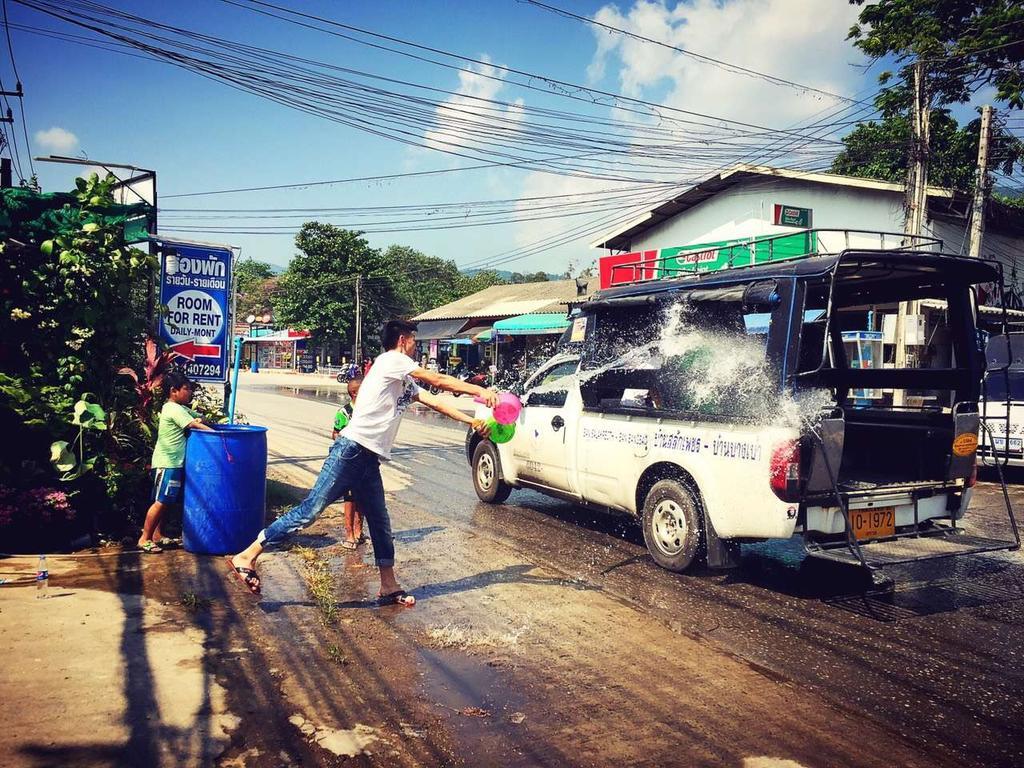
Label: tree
xmin=382 ymin=245 xmax=467 ymax=317
xmin=996 ymin=192 xmax=1024 ymax=210
xmin=838 ymin=2 xmax=1024 ymax=191
xmin=274 ymin=224 xmax=398 ymax=350
xmin=831 ymin=108 xmax=1023 ymax=189
xmin=234 ymin=259 xmax=278 ymax=319
xmin=849 ymin=1 xmax=1024 ymax=109
xmin=509 ymin=271 xmax=550 ymax=284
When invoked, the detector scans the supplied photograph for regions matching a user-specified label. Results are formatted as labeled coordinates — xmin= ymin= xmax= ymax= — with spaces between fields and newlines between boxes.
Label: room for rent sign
xmin=159 ymin=241 xmax=233 ymax=382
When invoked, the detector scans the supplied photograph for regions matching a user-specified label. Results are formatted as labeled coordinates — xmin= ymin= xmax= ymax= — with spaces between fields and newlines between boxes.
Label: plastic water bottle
xmin=36 ymin=555 xmax=48 ymax=598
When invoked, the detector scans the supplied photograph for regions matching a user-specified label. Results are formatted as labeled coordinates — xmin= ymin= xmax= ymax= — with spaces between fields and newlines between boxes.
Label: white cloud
xmin=416 ymin=3 xmax=870 ymax=274
xmin=34 ymin=126 xmax=79 ymax=153
xmin=588 ymin=0 xmax=866 ymax=128
xmin=422 ymin=54 xmax=525 ymax=156
xmin=508 ymin=0 xmax=870 ymax=270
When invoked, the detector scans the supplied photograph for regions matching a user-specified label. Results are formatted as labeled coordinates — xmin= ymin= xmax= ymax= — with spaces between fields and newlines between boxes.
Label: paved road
xmin=238 ymin=378 xmax=1024 ymax=767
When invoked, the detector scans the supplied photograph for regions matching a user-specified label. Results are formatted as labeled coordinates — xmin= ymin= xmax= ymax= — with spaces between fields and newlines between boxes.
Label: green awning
xmin=493 ymin=313 xmax=570 ymax=336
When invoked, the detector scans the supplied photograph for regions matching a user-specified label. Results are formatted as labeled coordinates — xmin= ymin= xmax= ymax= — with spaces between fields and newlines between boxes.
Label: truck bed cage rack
xmin=802 ymin=278 xmax=1021 ymax=572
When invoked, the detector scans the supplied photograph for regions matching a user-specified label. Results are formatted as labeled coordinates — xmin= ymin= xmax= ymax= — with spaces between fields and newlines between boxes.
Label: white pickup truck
xmin=979 ymin=333 xmax=1024 ymax=467
xmin=466 ymin=249 xmax=1016 ymax=574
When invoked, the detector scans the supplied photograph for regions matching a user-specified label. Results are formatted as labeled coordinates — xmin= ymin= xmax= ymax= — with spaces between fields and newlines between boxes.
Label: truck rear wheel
xmin=641 ymin=479 xmax=705 ymax=572
xmin=472 ymin=441 xmax=512 ymax=503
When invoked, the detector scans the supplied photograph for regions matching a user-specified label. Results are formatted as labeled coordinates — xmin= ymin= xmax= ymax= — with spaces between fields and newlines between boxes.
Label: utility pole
xmin=354 ymin=274 xmax=363 ymax=366
xmin=0 ymin=86 xmax=20 ymax=188
xmin=903 ymin=61 xmax=931 ymax=245
xmin=894 ymin=61 xmax=931 ymax=404
xmin=968 ymin=105 xmax=994 ymax=259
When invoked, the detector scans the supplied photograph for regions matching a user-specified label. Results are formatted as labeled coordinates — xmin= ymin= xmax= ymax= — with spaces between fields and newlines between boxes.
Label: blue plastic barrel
xmin=183 ymin=424 xmax=268 ymax=555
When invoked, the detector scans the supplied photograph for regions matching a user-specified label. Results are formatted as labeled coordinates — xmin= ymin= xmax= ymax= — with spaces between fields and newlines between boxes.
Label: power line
xmin=519 ymin=0 xmax=871 ymax=107
xmin=219 ymin=0 xmax=856 ymax=145
xmin=20 ymin=0 xmax=808 ymax=183
xmin=16 ymin=0 xmax=873 ymax=197
xmin=16 ymin=0 xmax=920 ymax=277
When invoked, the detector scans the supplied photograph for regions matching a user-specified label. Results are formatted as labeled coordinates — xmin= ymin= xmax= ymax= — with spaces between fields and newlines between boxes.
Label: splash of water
xmin=524 ymin=299 xmax=835 ymax=430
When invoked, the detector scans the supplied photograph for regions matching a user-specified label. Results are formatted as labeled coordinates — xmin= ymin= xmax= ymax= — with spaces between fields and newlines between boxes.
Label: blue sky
xmin=4 ymin=0 xmax=995 ymax=273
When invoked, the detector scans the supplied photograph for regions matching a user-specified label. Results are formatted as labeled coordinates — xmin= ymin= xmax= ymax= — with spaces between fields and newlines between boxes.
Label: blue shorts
xmin=152 ymin=467 xmax=184 ymax=504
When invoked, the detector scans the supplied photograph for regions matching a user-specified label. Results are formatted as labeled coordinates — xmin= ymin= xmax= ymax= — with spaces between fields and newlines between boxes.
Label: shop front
xmin=413 ymin=318 xmax=468 ymax=371
xmin=241 ymin=329 xmax=311 ymax=371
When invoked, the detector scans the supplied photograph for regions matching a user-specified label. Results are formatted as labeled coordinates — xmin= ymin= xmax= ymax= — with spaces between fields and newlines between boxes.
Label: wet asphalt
xmin=256 ymin=381 xmax=1024 ymax=767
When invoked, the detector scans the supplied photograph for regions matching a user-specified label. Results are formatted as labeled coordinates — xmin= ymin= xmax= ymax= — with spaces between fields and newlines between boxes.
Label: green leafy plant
xmin=325 ymin=643 xmax=348 ymax=666
xmin=180 ymin=590 xmax=213 ymax=614
xmin=50 ymin=394 xmax=107 ymax=481
xmin=1 ymin=175 xmax=156 ymax=543
xmin=118 ymin=337 xmax=175 ymax=421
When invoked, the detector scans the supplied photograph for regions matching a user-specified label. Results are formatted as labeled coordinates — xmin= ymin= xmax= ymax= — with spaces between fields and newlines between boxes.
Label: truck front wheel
xmin=641 ymin=479 xmax=705 ymax=572
xmin=472 ymin=441 xmax=513 ymax=503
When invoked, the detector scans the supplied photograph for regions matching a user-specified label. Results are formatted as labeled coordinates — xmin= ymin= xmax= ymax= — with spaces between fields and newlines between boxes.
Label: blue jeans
xmin=258 ymin=437 xmax=395 ymax=566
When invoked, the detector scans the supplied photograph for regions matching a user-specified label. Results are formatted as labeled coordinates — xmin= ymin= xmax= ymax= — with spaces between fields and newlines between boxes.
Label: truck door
xmin=515 ymin=357 xmax=580 ymax=494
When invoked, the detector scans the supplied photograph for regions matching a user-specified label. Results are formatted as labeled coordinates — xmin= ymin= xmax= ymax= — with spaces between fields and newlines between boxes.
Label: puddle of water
xmin=254 ymin=384 xmax=467 ymax=433
xmin=288 ymin=714 xmax=379 ymax=757
xmin=249 ymin=385 xmax=350 ymax=407
xmin=417 ymin=646 xmax=538 ymax=767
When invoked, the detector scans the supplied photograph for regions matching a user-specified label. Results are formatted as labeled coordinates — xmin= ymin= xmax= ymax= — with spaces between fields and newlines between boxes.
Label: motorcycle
xmin=335 ymin=364 xmax=360 ymax=383
xmin=451 ymin=371 xmax=488 ymax=396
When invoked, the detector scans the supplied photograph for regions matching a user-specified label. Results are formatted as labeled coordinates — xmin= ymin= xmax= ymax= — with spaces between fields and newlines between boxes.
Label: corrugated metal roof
xmin=455 ymin=325 xmax=492 ymax=339
xmin=414 ymin=318 xmax=467 ymax=340
xmin=412 ymin=277 xmax=597 ymax=321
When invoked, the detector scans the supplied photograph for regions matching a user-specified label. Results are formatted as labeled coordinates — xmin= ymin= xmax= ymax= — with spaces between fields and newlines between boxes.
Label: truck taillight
xmin=770 ymin=439 xmax=801 ymax=502
xmin=966 ymin=462 xmax=978 ymax=488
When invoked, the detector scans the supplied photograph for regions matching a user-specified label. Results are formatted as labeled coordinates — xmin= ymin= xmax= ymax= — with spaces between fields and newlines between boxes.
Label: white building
xmin=592 ymin=164 xmax=1024 ymax=303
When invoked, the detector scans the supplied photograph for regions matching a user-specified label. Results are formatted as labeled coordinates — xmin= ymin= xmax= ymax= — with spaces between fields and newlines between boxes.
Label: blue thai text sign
xmin=159 ymin=241 xmax=233 ymax=383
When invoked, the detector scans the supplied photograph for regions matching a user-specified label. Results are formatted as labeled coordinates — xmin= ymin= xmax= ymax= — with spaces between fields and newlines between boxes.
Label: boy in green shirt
xmin=139 ymin=371 xmax=213 ymax=553
xmin=332 ymin=377 xmax=364 ymax=550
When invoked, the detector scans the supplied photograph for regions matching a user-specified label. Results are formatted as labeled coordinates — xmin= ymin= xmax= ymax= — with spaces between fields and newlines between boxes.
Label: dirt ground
xmin=2 ymin=382 xmax=1021 ymax=767
xmin=0 ymin=529 xmax=468 ymax=767
xmin=0 ymin=492 xmax=952 ymax=768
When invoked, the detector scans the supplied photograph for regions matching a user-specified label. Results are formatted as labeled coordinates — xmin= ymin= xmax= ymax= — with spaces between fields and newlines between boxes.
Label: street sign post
xmin=158 ymin=240 xmax=233 ymax=383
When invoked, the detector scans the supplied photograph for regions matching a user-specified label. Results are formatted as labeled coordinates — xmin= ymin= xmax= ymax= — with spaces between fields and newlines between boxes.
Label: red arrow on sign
xmin=168 ymin=339 xmax=221 ymax=361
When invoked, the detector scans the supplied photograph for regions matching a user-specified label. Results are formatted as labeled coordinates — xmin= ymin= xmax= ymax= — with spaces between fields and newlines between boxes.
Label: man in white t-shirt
xmin=228 ymin=319 xmax=498 ymax=606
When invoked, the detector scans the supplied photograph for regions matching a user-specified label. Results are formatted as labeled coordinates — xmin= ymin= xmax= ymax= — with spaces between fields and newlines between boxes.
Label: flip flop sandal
xmin=377 ymin=590 xmax=415 ymax=607
xmin=224 ymin=556 xmax=261 ymax=595
xmin=139 ymin=541 xmax=163 ymax=554
xmin=341 ymin=540 xmax=359 ymax=551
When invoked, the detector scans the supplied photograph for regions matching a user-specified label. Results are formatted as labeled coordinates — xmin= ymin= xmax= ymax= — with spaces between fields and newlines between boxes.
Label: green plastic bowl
xmin=488 ymin=418 xmax=516 ymax=444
